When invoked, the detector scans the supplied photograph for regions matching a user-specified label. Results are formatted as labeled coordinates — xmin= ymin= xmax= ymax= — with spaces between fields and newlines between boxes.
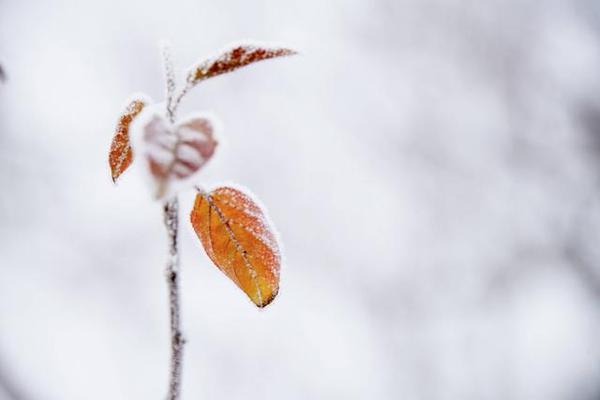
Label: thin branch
xmin=161 ymin=42 xmax=192 ymax=124
xmin=164 ymin=198 xmax=184 ymax=400
xmin=169 ymin=81 xmax=192 ymax=119
xmin=161 ymin=43 xmax=185 ymax=400
xmin=161 ymin=42 xmax=177 ymax=123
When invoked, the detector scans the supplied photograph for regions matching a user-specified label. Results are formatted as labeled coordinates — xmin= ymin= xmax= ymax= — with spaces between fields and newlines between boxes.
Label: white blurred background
xmin=2 ymin=0 xmax=600 ymax=399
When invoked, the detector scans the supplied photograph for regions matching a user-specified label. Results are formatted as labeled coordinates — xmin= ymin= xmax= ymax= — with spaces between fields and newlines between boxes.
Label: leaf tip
xmin=256 ymin=287 xmax=279 ymax=308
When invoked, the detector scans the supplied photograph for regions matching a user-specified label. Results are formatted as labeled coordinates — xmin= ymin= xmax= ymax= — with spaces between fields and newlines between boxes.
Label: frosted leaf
xmin=108 ymin=94 xmax=151 ymax=182
xmin=190 ymin=184 xmax=282 ymax=307
xmin=186 ymin=41 xmax=297 ymax=85
xmin=130 ymin=107 xmax=219 ymax=200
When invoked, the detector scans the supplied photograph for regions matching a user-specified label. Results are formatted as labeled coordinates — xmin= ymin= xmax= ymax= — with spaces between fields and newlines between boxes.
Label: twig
xmin=161 ymin=42 xmax=187 ymax=400
xmin=164 ymin=198 xmax=183 ymax=400
xmin=169 ymin=82 xmax=192 ymax=119
xmin=161 ymin=42 xmax=177 ymax=124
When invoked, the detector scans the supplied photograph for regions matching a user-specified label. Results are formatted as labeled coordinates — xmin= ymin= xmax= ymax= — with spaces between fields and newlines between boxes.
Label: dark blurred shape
xmin=0 ymin=64 xmax=5 ymax=83
xmin=0 ymin=358 xmax=29 ymax=400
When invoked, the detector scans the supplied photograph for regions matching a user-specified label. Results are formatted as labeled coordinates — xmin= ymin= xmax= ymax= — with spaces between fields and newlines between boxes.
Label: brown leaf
xmin=187 ymin=43 xmax=296 ymax=84
xmin=190 ymin=186 xmax=281 ymax=307
xmin=134 ymin=112 xmax=218 ymax=199
xmin=108 ymin=97 xmax=149 ymax=182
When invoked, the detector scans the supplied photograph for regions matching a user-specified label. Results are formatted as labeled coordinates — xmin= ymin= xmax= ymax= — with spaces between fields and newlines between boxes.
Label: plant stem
xmin=164 ymin=198 xmax=183 ymax=400
xmin=169 ymin=82 xmax=192 ymax=119
xmin=161 ymin=42 xmax=183 ymax=400
xmin=160 ymin=42 xmax=192 ymax=400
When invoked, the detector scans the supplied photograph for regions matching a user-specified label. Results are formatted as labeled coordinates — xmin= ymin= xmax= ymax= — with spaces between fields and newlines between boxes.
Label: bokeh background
xmin=2 ymin=0 xmax=600 ymax=399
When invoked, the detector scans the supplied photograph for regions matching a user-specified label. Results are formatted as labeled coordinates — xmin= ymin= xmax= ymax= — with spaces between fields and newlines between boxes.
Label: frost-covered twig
xmin=169 ymin=82 xmax=192 ymax=120
xmin=164 ymin=198 xmax=183 ymax=400
xmin=161 ymin=42 xmax=177 ymax=123
xmin=162 ymin=45 xmax=185 ymax=400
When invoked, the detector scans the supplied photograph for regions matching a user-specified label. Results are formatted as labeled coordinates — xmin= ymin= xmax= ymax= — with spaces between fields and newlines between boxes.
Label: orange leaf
xmin=190 ymin=186 xmax=281 ymax=307
xmin=108 ymin=97 xmax=149 ymax=182
xmin=187 ymin=43 xmax=296 ymax=84
xmin=134 ymin=111 xmax=219 ymax=200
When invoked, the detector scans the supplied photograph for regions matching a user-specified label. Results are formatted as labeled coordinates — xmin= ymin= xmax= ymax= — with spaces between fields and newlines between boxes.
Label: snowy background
xmin=2 ymin=0 xmax=600 ymax=399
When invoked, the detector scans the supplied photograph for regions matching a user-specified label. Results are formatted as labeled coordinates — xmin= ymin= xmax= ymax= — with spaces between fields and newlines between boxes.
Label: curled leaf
xmin=187 ymin=43 xmax=296 ymax=85
xmin=132 ymin=110 xmax=218 ymax=200
xmin=108 ymin=96 xmax=149 ymax=182
xmin=190 ymin=186 xmax=281 ymax=307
